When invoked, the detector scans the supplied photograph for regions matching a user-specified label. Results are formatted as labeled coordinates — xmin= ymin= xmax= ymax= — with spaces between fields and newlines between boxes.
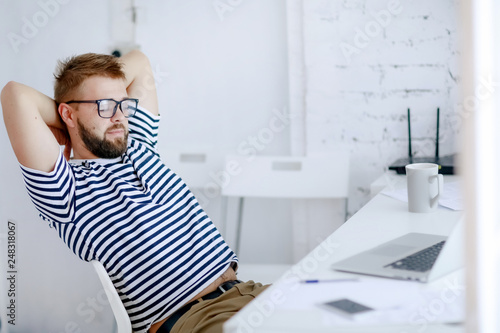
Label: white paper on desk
xmin=381 ymin=181 xmax=464 ymax=211
xmin=280 ymin=278 xmax=464 ymax=327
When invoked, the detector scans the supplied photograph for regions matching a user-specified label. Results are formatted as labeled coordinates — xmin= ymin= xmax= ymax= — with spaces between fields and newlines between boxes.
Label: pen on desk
xmin=301 ymin=278 xmax=359 ymax=284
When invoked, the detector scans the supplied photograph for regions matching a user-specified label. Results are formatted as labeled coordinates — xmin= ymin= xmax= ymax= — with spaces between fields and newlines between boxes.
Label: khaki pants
xmin=171 ymin=281 xmax=270 ymax=333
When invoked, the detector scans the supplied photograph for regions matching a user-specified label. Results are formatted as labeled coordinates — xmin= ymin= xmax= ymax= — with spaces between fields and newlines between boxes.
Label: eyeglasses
xmin=64 ymin=98 xmax=139 ymax=118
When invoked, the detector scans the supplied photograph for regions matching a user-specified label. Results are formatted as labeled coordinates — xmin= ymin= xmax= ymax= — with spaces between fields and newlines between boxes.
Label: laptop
xmin=331 ymin=218 xmax=464 ymax=283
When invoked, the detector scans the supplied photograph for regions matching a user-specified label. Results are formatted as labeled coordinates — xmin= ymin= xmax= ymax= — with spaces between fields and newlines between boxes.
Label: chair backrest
xmin=91 ymin=260 xmax=132 ymax=333
xmin=221 ymin=152 xmax=350 ymax=199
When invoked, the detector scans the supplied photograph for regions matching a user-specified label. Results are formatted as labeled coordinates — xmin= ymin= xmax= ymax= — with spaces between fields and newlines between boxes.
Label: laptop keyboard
xmin=385 ymin=241 xmax=446 ymax=272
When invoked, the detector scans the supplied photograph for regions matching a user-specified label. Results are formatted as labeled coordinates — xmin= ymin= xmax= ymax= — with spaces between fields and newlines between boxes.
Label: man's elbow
xmin=126 ymin=48 xmax=147 ymax=60
xmin=1 ymin=81 xmax=23 ymax=108
xmin=123 ymin=49 xmax=151 ymax=70
xmin=2 ymin=81 xmax=17 ymax=120
xmin=2 ymin=81 xmax=15 ymax=99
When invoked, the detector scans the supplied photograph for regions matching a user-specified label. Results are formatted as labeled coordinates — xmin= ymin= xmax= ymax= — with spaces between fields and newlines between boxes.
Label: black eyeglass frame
xmin=64 ymin=98 xmax=139 ymax=119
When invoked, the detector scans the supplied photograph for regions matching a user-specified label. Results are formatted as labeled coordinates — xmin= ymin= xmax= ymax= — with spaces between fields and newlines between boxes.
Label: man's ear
xmin=58 ymin=103 xmax=76 ymax=128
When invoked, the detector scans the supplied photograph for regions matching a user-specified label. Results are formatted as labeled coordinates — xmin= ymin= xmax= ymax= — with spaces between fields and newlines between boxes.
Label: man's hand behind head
xmin=50 ymin=125 xmax=71 ymax=160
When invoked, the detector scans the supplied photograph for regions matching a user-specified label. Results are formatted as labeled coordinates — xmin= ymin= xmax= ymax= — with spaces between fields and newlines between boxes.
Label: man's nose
xmin=111 ymin=105 xmax=126 ymax=122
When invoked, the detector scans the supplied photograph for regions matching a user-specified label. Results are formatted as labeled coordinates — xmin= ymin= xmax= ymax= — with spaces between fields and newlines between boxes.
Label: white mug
xmin=405 ymin=163 xmax=443 ymax=213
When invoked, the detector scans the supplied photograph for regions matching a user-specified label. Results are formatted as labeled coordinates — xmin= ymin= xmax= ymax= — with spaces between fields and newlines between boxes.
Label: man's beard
xmin=77 ymin=120 xmax=128 ymax=158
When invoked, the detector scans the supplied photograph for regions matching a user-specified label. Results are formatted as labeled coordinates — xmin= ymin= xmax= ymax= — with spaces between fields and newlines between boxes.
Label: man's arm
xmin=1 ymin=81 xmax=68 ymax=172
xmin=120 ymin=50 xmax=159 ymax=116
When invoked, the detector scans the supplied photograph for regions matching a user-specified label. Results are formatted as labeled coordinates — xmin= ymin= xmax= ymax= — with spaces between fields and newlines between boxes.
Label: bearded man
xmin=1 ymin=50 xmax=267 ymax=333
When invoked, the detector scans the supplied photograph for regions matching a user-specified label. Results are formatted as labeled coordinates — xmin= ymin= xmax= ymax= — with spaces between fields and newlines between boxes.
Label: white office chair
xmin=91 ymin=260 xmax=132 ymax=333
xmin=220 ymin=153 xmax=350 ymax=257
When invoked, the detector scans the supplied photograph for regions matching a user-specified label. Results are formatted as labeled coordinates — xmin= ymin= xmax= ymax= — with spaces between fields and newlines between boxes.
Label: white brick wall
xmin=300 ymin=0 xmax=460 ymax=214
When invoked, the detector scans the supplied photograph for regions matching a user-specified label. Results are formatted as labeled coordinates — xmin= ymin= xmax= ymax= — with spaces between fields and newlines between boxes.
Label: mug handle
xmin=429 ymin=174 xmax=444 ymax=208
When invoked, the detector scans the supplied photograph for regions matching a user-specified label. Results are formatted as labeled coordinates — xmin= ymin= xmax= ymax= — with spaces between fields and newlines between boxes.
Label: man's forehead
xmin=77 ymin=76 xmax=127 ymax=99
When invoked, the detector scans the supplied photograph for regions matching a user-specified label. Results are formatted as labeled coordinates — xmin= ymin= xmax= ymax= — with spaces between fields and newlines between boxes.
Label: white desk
xmin=225 ymin=174 xmax=464 ymax=333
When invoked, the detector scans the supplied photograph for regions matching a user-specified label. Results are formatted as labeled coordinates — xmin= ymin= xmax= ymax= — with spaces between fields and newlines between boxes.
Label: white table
xmin=224 ymin=173 xmax=464 ymax=333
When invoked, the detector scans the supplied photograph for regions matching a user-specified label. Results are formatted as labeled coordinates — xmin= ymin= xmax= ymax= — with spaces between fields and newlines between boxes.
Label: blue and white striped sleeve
xmin=19 ymin=150 xmax=76 ymax=224
xmin=128 ymin=105 xmax=161 ymax=153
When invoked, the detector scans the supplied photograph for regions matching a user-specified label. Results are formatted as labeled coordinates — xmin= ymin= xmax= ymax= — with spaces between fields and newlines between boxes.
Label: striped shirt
xmin=20 ymin=106 xmax=238 ymax=333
